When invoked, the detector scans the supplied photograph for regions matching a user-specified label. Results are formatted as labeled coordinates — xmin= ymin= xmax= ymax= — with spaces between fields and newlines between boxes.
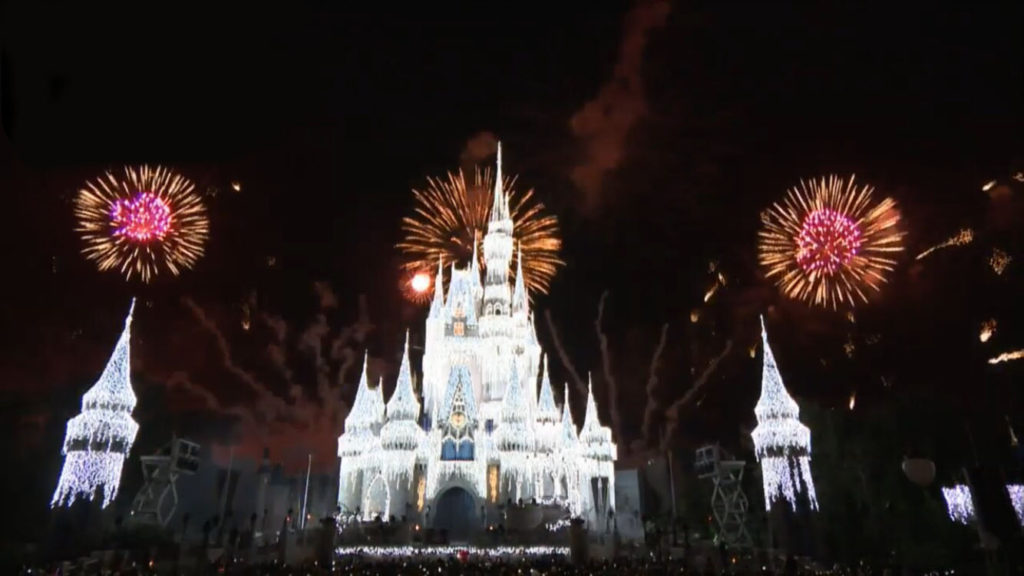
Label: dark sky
xmin=1 ymin=1 xmax=1023 ymax=531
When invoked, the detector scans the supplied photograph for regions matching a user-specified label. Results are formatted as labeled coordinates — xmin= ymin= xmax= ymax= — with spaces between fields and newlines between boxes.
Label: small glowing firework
xmin=690 ymin=310 xmax=700 ymax=323
xmin=75 ymin=166 xmax=209 ymax=282
xmin=982 ymin=180 xmax=998 ymax=192
xmin=758 ymin=175 xmax=904 ymax=308
xmin=846 ymin=311 xmax=856 ymax=324
xmin=703 ymin=265 xmax=728 ymax=303
xmin=915 ymin=229 xmax=974 ymax=261
xmin=848 ymin=391 xmax=856 ymax=411
xmin=397 ymin=165 xmax=563 ymax=295
xmin=401 ymin=270 xmax=434 ymax=305
xmin=230 ymin=181 xmax=242 ymax=192
xmin=989 ymin=349 xmax=1024 ymax=365
xmin=990 ymin=248 xmax=1011 ymax=275
xmin=980 ymin=319 xmax=997 ymax=343
xmin=844 ymin=337 xmax=855 ymax=358
xmin=1014 ymin=172 xmax=1024 ymax=183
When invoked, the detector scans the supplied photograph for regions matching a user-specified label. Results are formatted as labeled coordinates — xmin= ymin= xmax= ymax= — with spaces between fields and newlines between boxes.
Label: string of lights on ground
xmin=334 ymin=546 xmax=570 ymax=558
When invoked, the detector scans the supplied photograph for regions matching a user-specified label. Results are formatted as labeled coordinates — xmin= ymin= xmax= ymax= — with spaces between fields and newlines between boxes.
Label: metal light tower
xmin=695 ymin=444 xmax=752 ymax=548
xmin=129 ymin=437 xmax=201 ymax=527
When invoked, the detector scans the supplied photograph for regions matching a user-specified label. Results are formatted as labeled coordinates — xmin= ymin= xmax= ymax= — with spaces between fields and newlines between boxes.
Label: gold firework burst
xmin=758 ymin=175 xmax=904 ymax=308
xmin=75 ymin=165 xmax=209 ymax=282
xmin=397 ymin=155 xmax=563 ymax=295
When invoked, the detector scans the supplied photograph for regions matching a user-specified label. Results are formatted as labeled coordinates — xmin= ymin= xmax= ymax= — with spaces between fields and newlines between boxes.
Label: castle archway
xmin=363 ymin=473 xmax=390 ymax=520
xmin=432 ymin=486 xmax=479 ymax=542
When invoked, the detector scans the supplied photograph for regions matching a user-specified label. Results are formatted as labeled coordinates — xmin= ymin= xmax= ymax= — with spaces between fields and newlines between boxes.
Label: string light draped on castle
xmin=339 ymin=144 xmax=616 ymax=525
xmin=52 ymin=300 xmax=140 ymax=509
xmin=750 ymin=316 xmax=818 ymax=512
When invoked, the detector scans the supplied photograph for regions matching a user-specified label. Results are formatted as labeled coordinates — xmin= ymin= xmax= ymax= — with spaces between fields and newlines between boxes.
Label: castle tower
xmin=476 ymin=143 xmax=519 ymax=410
xmin=481 ymin=142 xmax=514 ymax=317
xmin=380 ymin=333 xmax=424 ymax=515
xmin=337 ymin=354 xmax=384 ymax=515
xmin=52 ymin=299 xmax=140 ymax=509
xmin=578 ymin=376 xmax=617 ymax=522
xmin=751 ymin=316 xmax=818 ymax=511
xmin=496 ymin=362 xmax=536 ymax=502
xmin=423 ymin=256 xmax=447 ymax=424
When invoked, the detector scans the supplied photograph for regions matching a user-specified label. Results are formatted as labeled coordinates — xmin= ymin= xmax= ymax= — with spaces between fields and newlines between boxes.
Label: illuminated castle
xmin=337 ymin=145 xmax=616 ymax=530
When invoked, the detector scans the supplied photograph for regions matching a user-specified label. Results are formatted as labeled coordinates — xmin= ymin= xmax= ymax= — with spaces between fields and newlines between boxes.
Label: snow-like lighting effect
xmin=750 ymin=316 xmax=819 ymax=512
xmin=942 ymin=484 xmax=1024 ymax=526
xmin=52 ymin=300 xmax=139 ymax=509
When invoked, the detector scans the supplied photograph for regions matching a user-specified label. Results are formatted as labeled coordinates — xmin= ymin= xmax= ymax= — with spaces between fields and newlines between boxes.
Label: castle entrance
xmin=432 ymin=486 xmax=478 ymax=542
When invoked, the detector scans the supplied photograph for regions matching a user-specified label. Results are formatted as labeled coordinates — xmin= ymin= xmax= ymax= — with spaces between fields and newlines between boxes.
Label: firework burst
xmin=397 ymin=165 xmax=563 ymax=295
xmin=75 ymin=165 xmax=209 ymax=282
xmin=758 ymin=175 xmax=904 ymax=308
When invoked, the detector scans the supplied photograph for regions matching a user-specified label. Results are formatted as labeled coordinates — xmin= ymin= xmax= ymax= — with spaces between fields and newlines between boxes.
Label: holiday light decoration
xmin=759 ymin=175 xmax=903 ymax=308
xmin=942 ymin=484 xmax=1024 ymax=526
xmin=397 ymin=143 xmax=563 ymax=295
xmin=915 ymin=228 xmax=974 ymax=261
xmin=335 ymin=545 xmax=569 ymax=558
xmin=751 ymin=316 xmax=819 ymax=511
xmin=339 ymin=150 xmax=615 ymax=528
xmin=75 ymin=165 xmax=209 ymax=282
xmin=52 ymin=300 xmax=140 ymax=509
xmin=990 ymin=248 xmax=1012 ymax=275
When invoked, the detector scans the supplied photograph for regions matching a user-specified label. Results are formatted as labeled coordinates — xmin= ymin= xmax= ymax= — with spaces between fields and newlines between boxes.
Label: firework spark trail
xmin=989 ymin=350 xmax=1024 ymax=364
xmin=915 ymin=228 xmax=974 ymax=260
xmin=980 ymin=319 xmax=997 ymax=343
xmin=990 ymin=248 xmax=1012 ymax=275
xmin=759 ymin=175 xmax=904 ymax=308
xmin=640 ymin=323 xmax=670 ymax=447
xmin=594 ymin=291 xmax=624 ymax=447
xmin=544 ymin=309 xmax=588 ymax=402
xmin=660 ymin=340 xmax=733 ymax=450
xmin=165 ymin=371 xmax=256 ymax=425
xmin=183 ymin=298 xmax=294 ymax=421
xmin=398 ymin=166 xmax=563 ymax=295
xmin=75 ymin=165 xmax=209 ymax=282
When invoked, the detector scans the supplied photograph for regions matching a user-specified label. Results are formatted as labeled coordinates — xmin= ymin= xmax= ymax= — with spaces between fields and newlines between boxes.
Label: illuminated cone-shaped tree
xmin=751 ymin=316 xmax=819 ymax=511
xmin=52 ymin=299 xmax=140 ymax=509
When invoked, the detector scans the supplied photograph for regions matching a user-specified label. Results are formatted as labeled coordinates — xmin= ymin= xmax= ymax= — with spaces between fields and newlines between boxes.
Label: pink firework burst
xmin=111 ymin=192 xmax=172 ymax=242
xmin=795 ymin=208 xmax=863 ymax=275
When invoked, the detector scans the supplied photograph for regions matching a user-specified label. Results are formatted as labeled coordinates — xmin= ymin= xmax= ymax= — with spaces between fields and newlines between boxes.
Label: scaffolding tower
xmin=695 ymin=444 xmax=752 ymax=548
xmin=129 ymin=437 xmax=201 ymax=527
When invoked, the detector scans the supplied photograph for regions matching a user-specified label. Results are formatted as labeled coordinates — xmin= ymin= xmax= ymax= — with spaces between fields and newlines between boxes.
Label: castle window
xmin=485 ymin=419 xmax=494 ymax=434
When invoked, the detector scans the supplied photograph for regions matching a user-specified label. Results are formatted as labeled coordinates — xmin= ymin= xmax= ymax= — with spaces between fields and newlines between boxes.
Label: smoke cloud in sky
xmin=569 ymin=0 xmax=671 ymax=214
xmin=162 ymin=289 xmax=379 ymax=472
xmin=461 ymin=131 xmax=500 ymax=167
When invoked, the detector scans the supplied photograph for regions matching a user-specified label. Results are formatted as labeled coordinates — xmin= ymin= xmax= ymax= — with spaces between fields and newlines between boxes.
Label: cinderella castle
xmin=337 ymin=145 xmax=617 ymax=534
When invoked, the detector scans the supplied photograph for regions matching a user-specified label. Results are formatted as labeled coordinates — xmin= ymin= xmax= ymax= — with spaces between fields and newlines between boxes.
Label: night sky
xmin=1 ymin=1 xmax=1023 ymax=539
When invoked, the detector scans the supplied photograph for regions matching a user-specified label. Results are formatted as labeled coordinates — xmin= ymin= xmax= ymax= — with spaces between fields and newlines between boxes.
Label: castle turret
xmin=534 ymin=355 xmax=561 ymax=454
xmin=381 ymin=333 xmax=424 ymax=510
xmin=481 ymin=142 xmax=514 ymax=321
xmin=52 ymin=299 xmax=140 ymax=509
xmin=512 ymin=245 xmax=528 ymax=317
xmin=578 ymin=375 xmax=616 ymax=520
xmin=496 ymin=362 xmax=535 ymax=501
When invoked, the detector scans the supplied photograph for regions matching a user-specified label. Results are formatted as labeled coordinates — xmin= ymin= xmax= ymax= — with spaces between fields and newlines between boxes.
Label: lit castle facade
xmin=337 ymin=145 xmax=616 ymax=530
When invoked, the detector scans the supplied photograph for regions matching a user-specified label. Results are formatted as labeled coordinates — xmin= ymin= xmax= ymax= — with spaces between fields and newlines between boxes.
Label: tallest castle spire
xmin=52 ymin=299 xmax=140 ymax=509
